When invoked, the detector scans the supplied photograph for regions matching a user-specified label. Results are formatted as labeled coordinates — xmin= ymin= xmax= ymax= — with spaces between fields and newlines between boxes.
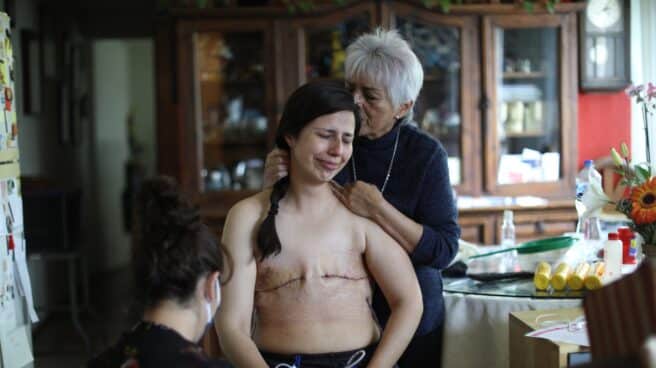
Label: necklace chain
xmin=351 ymin=125 xmax=401 ymax=194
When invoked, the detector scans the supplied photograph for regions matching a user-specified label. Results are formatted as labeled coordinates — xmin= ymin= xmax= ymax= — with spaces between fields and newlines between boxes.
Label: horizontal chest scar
xmin=255 ymin=273 xmax=369 ymax=293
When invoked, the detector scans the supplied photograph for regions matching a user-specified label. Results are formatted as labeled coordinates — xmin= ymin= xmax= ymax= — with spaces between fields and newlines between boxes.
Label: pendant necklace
xmin=351 ymin=124 xmax=401 ymax=195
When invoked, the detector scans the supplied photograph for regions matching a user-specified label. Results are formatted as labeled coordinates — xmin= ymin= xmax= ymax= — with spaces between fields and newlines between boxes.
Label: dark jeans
xmin=398 ymin=325 xmax=443 ymax=368
xmin=260 ymin=344 xmax=377 ymax=368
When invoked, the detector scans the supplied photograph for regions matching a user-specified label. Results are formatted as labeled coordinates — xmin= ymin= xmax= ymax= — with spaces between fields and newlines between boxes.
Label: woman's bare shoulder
xmin=225 ymin=190 xmax=271 ymax=226
xmin=222 ymin=191 xmax=271 ymax=254
xmin=334 ymin=201 xmax=380 ymax=240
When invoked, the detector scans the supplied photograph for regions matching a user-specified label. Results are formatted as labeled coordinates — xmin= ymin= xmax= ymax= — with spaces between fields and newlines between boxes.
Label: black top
xmin=88 ymin=321 xmax=231 ymax=368
xmin=335 ymin=120 xmax=460 ymax=335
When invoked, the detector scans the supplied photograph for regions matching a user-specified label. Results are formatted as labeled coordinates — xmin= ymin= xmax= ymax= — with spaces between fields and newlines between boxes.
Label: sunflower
xmin=630 ymin=177 xmax=656 ymax=225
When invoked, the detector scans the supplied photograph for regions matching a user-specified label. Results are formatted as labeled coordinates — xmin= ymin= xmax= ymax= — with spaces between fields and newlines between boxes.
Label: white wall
xmin=91 ymin=39 xmax=154 ymax=271
xmin=630 ymin=0 xmax=656 ymax=163
xmin=128 ymin=40 xmax=156 ymax=176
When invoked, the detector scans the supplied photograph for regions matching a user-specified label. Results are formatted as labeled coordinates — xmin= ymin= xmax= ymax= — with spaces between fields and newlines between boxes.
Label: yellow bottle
xmin=584 ymin=262 xmax=605 ymax=290
xmin=533 ymin=262 xmax=551 ymax=290
xmin=551 ymin=262 xmax=571 ymax=291
xmin=567 ymin=262 xmax=590 ymax=291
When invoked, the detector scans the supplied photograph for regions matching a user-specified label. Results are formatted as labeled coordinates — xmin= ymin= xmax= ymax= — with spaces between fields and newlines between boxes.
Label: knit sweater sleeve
xmin=409 ymin=144 xmax=460 ymax=269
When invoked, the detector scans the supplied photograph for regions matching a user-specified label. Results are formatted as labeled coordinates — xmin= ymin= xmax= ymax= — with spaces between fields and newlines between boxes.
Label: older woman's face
xmin=346 ymin=76 xmax=398 ymax=139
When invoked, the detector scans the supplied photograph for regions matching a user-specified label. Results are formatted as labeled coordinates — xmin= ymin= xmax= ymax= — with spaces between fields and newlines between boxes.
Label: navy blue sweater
xmin=335 ymin=121 xmax=460 ymax=335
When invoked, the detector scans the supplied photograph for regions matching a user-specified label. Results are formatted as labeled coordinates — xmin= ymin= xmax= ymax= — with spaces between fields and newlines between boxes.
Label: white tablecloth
xmin=441 ymin=292 xmax=582 ymax=368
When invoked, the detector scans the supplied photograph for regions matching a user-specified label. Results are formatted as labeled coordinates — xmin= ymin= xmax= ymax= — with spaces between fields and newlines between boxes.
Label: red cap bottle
xmin=617 ymin=227 xmax=636 ymax=264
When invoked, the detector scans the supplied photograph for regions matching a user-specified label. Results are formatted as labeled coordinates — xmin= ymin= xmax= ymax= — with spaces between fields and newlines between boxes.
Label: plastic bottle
xmin=603 ymin=233 xmax=622 ymax=282
xmin=551 ymin=262 xmax=572 ymax=291
xmin=533 ymin=261 xmax=551 ymax=291
xmin=617 ymin=227 xmax=637 ymax=264
xmin=567 ymin=262 xmax=590 ymax=291
xmin=501 ymin=210 xmax=515 ymax=248
xmin=584 ymin=261 xmax=605 ymax=290
xmin=575 ymin=160 xmax=602 ymax=240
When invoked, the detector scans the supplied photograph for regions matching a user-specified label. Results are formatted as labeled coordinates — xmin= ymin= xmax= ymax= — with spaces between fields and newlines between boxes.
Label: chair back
xmin=584 ymin=260 xmax=656 ymax=361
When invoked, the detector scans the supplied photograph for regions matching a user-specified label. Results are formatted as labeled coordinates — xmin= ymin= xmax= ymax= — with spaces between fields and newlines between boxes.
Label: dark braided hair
xmin=133 ymin=176 xmax=231 ymax=308
xmin=256 ymin=80 xmax=360 ymax=261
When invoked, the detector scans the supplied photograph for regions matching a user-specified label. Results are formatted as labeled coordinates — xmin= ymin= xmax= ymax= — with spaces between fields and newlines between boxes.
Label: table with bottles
xmin=442 ymin=245 xmax=584 ymax=368
xmin=442 ymin=234 xmax=639 ymax=368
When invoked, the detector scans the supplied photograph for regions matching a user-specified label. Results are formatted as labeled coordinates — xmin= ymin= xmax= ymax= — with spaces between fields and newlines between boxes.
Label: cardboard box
xmin=509 ymin=307 xmax=588 ymax=368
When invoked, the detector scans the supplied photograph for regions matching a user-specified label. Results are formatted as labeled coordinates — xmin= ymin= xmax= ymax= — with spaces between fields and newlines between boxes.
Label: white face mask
xmin=205 ymin=279 xmax=221 ymax=324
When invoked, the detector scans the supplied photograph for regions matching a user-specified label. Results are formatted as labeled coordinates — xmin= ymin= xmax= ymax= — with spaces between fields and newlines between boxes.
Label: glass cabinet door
xmin=483 ymin=14 xmax=577 ymax=196
xmin=289 ymin=3 xmax=375 ymax=86
xmin=304 ymin=13 xmax=371 ymax=81
xmin=193 ymin=30 xmax=269 ymax=192
xmin=389 ymin=4 xmax=479 ymax=194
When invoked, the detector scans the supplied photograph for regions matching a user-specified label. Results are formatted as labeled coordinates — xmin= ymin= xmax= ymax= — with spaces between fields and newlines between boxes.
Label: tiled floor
xmin=32 ymin=266 xmax=138 ymax=367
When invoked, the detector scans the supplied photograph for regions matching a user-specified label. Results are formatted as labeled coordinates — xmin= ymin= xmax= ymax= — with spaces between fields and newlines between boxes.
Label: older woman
xmin=265 ymin=29 xmax=460 ymax=367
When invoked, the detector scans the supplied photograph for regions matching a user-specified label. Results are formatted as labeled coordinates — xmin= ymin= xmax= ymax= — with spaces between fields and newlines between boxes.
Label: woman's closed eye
xmin=317 ymin=133 xmax=352 ymax=145
xmin=364 ymin=93 xmax=378 ymax=102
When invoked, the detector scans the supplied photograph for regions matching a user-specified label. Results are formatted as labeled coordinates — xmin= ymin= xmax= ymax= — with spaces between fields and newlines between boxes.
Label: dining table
xmin=440 ymin=249 xmax=584 ymax=368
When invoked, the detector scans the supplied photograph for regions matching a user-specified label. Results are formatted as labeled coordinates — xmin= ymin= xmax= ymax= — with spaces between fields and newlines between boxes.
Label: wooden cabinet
xmin=155 ymin=1 xmax=585 ymax=239
xmin=459 ymin=200 xmax=577 ymax=245
xmin=482 ymin=12 xmax=579 ymax=197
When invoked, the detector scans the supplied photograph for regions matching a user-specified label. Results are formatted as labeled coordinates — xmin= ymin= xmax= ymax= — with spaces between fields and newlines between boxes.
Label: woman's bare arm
xmin=215 ymin=200 xmax=269 ymax=368
xmin=362 ymin=219 xmax=423 ymax=367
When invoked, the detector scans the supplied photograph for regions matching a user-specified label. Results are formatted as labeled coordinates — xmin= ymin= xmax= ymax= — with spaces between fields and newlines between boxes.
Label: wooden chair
xmin=583 ymin=260 xmax=656 ymax=364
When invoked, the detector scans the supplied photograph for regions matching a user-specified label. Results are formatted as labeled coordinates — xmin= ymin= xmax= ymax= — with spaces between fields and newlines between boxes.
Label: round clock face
xmin=587 ymin=0 xmax=622 ymax=30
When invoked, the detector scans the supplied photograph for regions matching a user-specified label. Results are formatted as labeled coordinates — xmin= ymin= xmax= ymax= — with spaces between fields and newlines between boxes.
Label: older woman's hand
xmin=263 ymin=148 xmax=289 ymax=189
xmin=330 ymin=180 xmax=384 ymax=219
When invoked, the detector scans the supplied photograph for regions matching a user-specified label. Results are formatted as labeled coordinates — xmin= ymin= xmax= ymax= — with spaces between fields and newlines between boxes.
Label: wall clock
xmin=579 ymin=0 xmax=630 ymax=91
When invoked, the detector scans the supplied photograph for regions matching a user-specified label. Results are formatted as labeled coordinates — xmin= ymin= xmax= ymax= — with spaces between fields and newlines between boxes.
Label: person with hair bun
xmin=264 ymin=29 xmax=460 ymax=367
xmin=89 ymin=176 xmax=231 ymax=368
xmin=217 ymin=80 xmax=422 ymax=367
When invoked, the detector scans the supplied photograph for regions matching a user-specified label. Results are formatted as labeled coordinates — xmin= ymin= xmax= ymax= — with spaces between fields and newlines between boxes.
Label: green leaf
xmin=439 ymin=0 xmax=451 ymax=12
xmin=421 ymin=0 xmax=437 ymax=8
xmin=636 ymin=165 xmax=651 ymax=183
xmin=523 ymin=1 xmax=535 ymax=13
xmin=298 ymin=0 xmax=314 ymax=12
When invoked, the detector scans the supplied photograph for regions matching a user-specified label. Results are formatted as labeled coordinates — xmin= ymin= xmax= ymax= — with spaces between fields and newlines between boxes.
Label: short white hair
xmin=345 ymin=28 xmax=424 ymax=120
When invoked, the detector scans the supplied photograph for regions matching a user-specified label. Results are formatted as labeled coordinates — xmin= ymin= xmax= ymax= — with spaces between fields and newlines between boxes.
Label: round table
xmin=441 ymin=253 xmax=583 ymax=368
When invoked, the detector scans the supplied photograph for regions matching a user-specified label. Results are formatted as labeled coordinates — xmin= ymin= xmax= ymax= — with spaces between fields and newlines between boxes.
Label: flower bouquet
xmin=582 ymin=83 xmax=656 ymax=253
xmin=609 ymin=143 xmax=656 ymax=247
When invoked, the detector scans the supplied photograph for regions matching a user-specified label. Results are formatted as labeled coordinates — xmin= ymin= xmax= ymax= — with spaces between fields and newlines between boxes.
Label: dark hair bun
xmin=138 ymin=176 xmax=200 ymax=250
xmin=133 ymin=176 xmax=223 ymax=307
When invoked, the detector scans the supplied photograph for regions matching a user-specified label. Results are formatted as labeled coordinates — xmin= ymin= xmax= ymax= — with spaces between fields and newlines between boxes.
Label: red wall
xmin=577 ymin=91 xmax=631 ymax=169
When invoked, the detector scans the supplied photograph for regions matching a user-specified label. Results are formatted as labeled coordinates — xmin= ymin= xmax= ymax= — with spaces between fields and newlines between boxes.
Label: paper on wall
xmin=13 ymin=236 xmax=37 ymax=323
xmin=0 ymin=324 xmax=33 ymax=368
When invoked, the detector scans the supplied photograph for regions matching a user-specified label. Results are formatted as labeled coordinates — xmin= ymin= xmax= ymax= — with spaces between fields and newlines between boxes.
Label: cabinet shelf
xmin=505 ymin=131 xmax=545 ymax=138
xmin=502 ymin=71 xmax=546 ymax=79
xmin=204 ymin=137 xmax=267 ymax=146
